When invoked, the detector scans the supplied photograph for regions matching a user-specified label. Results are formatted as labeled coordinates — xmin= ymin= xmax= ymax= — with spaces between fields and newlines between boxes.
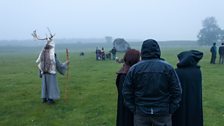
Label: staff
xmin=64 ymin=48 xmax=70 ymax=102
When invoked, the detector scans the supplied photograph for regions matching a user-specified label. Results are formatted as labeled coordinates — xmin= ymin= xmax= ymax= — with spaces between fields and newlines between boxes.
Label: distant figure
xmin=218 ymin=43 xmax=224 ymax=64
xmin=101 ymin=47 xmax=105 ymax=60
xmin=172 ymin=50 xmax=203 ymax=126
xmin=123 ymin=39 xmax=182 ymax=126
xmin=80 ymin=52 xmax=85 ymax=56
xmin=106 ymin=52 xmax=112 ymax=60
xmin=111 ymin=47 xmax=117 ymax=60
xmin=116 ymin=49 xmax=140 ymax=126
xmin=96 ymin=47 xmax=101 ymax=60
xmin=115 ymin=57 xmax=124 ymax=64
xmin=210 ymin=43 xmax=217 ymax=64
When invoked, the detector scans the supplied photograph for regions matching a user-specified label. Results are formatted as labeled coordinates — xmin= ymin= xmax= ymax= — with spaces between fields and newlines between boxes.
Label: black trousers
xmin=134 ymin=114 xmax=172 ymax=126
xmin=219 ymin=55 xmax=224 ymax=64
xmin=210 ymin=55 xmax=216 ymax=64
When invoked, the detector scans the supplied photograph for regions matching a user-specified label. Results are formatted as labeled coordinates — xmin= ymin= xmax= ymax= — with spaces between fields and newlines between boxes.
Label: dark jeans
xmin=134 ymin=114 xmax=172 ymax=126
xmin=112 ymin=54 xmax=116 ymax=60
xmin=219 ymin=55 xmax=224 ymax=64
xmin=210 ymin=55 xmax=216 ymax=64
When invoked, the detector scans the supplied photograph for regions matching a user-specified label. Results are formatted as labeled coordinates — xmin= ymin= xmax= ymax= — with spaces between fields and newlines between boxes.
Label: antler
xmin=47 ymin=27 xmax=55 ymax=40
xmin=31 ymin=28 xmax=55 ymax=41
xmin=32 ymin=30 xmax=47 ymax=40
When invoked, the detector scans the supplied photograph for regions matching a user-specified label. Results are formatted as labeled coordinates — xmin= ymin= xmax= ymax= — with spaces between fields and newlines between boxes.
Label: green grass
xmin=0 ymin=46 xmax=224 ymax=126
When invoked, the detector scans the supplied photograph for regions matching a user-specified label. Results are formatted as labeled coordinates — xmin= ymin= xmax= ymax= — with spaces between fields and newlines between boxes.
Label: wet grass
xmin=0 ymin=46 xmax=223 ymax=126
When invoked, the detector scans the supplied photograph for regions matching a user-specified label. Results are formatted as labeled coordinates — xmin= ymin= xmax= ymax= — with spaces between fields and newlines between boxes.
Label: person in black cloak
xmin=172 ymin=50 xmax=203 ymax=126
xmin=116 ymin=49 xmax=140 ymax=126
xmin=210 ymin=43 xmax=217 ymax=64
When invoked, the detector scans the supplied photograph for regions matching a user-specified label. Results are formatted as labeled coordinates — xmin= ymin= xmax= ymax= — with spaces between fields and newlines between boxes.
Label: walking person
xmin=218 ymin=43 xmax=224 ymax=64
xmin=172 ymin=50 xmax=203 ymax=126
xmin=116 ymin=49 xmax=140 ymax=126
xmin=123 ymin=39 xmax=182 ymax=126
xmin=210 ymin=43 xmax=217 ymax=64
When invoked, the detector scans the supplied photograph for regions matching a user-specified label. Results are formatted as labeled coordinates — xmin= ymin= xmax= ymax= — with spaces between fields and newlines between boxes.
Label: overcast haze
xmin=0 ymin=0 xmax=224 ymax=41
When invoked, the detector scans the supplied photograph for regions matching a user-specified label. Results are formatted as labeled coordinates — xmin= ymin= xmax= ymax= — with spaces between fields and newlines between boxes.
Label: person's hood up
xmin=177 ymin=50 xmax=203 ymax=68
xmin=141 ymin=39 xmax=161 ymax=60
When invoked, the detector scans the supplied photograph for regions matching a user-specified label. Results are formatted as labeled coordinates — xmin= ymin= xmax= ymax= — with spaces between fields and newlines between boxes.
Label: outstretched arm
xmin=55 ymin=54 xmax=69 ymax=75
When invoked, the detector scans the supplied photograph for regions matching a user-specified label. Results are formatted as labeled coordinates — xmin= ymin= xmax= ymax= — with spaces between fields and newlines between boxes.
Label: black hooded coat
xmin=172 ymin=50 xmax=203 ymax=126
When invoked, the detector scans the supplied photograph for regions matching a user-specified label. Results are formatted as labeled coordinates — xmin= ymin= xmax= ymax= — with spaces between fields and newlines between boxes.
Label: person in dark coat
xmin=210 ymin=43 xmax=217 ymax=64
xmin=111 ymin=47 xmax=117 ymax=60
xmin=172 ymin=50 xmax=203 ymax=126
xmin=96 ymin=47 xmax=101 ymax=60
xmin=101 ymin=47 xmax=105 ymax=60
xmin=116 ymin=49 xmax=140 ymax=126
xmin=123 ymin=39 xmax=182 ymax=126
xmin=218 ymin=43 xmax=224 ymax=64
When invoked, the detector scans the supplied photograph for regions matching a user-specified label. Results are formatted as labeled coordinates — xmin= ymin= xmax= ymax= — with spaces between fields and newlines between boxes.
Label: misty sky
xmin=0 ymin=0 xmax=224 ymax=41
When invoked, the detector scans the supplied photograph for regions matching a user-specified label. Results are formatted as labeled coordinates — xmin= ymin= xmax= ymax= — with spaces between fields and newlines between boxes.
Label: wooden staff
xmin=66 ymin=48 xmax=70 ymax=79
xmin=64 ymin=48 xmax=70 ymax=102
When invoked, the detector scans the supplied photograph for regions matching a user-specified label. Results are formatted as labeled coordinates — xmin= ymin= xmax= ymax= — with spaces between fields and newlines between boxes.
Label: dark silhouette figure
xmin=106 ymin=52 xmax=111 ymax=60
xmin=218 ymin=43 xmax=224 ymax=64
xmin=95 ymin=47 xmax=101 ymax=60
xmin=123 ymin=39 xmax=182 ymax=126
xmin=101 ymin=47 xmax=105 ymax=60
xmin=210 ymin=43 xmax=217 ymax=64
xmin=111 ymin=47 xmax=117 ymax=60
xmin=80 ymin=52 xmax=85 ymax=56
xmin=116 ymin=49 xmax=140 ymax=126
xmin=172 ymin=50 xmax=203 ymax=126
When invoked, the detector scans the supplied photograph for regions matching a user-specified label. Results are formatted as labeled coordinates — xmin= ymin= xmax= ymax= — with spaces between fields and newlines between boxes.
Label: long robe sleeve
xmin=55 ymin=55 xmax=68 ymax=75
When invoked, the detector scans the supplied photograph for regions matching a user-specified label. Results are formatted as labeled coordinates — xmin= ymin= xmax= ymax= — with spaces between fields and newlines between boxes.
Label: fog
xmin=0 ymin=0 xmax=224 ymax=41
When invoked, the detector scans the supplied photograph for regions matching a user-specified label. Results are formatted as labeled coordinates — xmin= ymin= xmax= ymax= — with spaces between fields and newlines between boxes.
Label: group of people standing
xmin=96 ymin=47 xmax=106 ymax=60
xmin=35 ymin=37 xmax=204 ymax=125
xmin=210 ymin=42 xmax=224 ymax=64
xmin=116 ymin=39 xmax=203 ymax=126
xmin=95 ymin=46 xmax=117 ymax=61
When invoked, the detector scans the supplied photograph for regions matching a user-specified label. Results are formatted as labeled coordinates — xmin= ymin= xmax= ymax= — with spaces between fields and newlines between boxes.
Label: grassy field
xmin=0 ymin=44 xmax=224 ymax=126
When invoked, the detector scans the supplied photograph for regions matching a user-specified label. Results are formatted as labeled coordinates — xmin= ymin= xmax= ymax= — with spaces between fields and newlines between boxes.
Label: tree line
xmin=198 ymin=16 xmax=224 ymax=45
